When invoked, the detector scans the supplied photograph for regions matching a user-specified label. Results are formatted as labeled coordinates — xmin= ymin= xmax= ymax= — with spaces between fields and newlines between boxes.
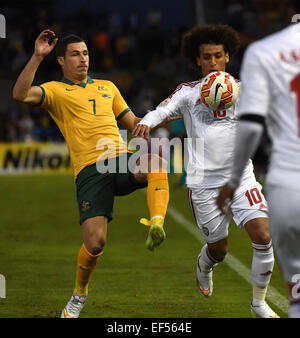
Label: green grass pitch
xmin=0 ymin=174 xmax=288 ymax=318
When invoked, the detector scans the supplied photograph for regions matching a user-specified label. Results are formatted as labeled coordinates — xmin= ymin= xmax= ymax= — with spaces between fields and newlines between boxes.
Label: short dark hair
xmin=181 ymin=24 xmax=240 ymax=68
xmin=55 ymin=35 xmax=85 ymax=57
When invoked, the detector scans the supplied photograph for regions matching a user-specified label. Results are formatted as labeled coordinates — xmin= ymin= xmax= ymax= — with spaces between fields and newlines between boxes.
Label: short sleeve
xmin=109 ymin=81 xmax=130 ymax=121
xmin=39 ymin=82 xmax=55 ymax=111
xmin=237 ymin=44 xmax=271 ymax=118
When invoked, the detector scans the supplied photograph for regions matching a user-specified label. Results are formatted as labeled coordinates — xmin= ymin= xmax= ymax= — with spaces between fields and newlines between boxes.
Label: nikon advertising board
xmin=0 ymin=142 xmax=71 ymax=175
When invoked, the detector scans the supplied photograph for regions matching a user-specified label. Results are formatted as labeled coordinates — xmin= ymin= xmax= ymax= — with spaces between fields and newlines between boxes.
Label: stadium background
xmin=0 ymin=0 xmax=295 ymax=318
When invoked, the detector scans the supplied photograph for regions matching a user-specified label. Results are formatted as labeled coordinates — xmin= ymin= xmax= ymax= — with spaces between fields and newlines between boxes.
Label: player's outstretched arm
xmin=13 ymin=29 xmax=58 ymax=105
xmin=132 ymin=109 xmax=182 ymax=140
xmin=118 ymin=110 xmax=143 ymax=134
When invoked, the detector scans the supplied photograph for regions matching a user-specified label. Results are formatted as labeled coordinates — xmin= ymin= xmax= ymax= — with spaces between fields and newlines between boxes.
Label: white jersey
xmin=140 ymin=80 xmax=254 ymax=188
xmin=238 ymin=23 xmax=300 ymax=190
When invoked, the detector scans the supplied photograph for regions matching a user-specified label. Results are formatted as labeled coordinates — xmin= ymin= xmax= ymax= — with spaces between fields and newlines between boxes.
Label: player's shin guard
xmin=147 ymin=169 xmax=169 ymax=220
xmin=75 ymin=243 xmax=103 ymax=296
xmin=251 ymin=241 xmax=274 ymax=304
xmin=199 ymin=244 xmax=219 ymax=270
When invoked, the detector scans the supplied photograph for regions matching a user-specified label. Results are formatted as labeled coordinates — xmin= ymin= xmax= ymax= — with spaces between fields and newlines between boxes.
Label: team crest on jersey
xmin=80 ymin=200 xmax=91 ymax=212
xmin=159 ymin=98 xmax=171 ymax=106
xmin=202 ymin=226 xmax=209 ymax=236
xmin=101 ymin=94 xmax=112 ymax=98
xmin=98 ymin=86 xmax=108 ymax=91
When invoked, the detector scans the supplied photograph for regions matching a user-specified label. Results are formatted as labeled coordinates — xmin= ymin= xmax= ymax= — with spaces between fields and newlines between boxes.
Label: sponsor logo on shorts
xmin=202 ymin=226 xmax=209 ymax=236
xmin=81 ymin=200 xmax=91 ymax=212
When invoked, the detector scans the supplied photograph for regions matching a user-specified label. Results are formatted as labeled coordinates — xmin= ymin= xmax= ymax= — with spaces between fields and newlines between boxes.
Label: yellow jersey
xmin=40 ymin=76 xmax=130 ymax=179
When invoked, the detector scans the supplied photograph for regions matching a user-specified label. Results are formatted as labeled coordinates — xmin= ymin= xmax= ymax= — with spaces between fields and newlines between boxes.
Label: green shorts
xmin=76 ymin=153 xmax=147 ymax=224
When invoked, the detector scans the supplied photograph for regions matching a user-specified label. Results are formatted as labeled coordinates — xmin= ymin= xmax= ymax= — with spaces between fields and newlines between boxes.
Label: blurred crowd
xmin=0 ymin=0 xmax=296 ymax=143
xmin=0 ymin=1 xmax=190 ymax=142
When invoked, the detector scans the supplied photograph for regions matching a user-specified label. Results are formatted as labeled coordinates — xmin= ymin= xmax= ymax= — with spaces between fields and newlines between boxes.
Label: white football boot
xmin=251 ymin=301 xmax=280 ymax=318
xmin=196 ymin=254 xmax=213 ymax=297
xmin=61 ymin=291 xmax=87 ymax=318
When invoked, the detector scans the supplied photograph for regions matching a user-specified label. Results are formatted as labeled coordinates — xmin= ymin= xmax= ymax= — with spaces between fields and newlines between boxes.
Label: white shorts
xmin=266 ymin=184 xmax=300 ymax=284
xmin=188 ymin=175 xmax=268 ymax=243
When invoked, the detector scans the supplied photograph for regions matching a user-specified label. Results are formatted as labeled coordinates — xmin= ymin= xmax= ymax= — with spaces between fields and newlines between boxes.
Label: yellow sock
xmin=147 ymin=169 xmax=169 ymax=220
xmin=74 ymin=243 xmax=103 ymax=296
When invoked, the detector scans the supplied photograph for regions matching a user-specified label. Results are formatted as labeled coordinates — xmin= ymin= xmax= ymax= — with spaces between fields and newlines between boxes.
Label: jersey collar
xmin=61 ymin=76 xmax=94 ymax=88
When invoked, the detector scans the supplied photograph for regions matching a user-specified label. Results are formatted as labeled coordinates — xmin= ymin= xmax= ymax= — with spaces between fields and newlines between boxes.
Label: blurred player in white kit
xmin=133 ymin=24 xmax=279 ymax=318
xmin=217 ymin=1 xmax=300 ymax=318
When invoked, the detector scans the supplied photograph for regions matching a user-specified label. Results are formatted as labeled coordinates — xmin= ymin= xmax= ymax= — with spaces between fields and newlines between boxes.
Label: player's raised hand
xmin=34 ymin=29 xmax=58 ymax=58
xmin=132 ymin=124 xmax=151 ymax=140
xmin=216 ymin=184 xmax=235 ymax=214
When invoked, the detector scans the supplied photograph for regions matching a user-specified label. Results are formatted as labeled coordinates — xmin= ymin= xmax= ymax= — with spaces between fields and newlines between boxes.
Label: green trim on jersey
xmin=60 ymin=76 xmax=94 ymax=88
xmin=39 ymin=86 xmax=45 ymax=105
xmin=116 ymin=108 xmax=131 ymax=121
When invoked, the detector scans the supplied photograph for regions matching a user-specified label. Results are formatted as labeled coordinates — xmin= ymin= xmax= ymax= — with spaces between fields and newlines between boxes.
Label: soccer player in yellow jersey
xmin=13 ymin=29 xmax=170 ymax=318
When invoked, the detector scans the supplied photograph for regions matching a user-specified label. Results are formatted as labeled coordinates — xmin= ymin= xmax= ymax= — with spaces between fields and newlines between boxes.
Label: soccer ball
xmin=200 ymin=71 xmax=239 ymax=110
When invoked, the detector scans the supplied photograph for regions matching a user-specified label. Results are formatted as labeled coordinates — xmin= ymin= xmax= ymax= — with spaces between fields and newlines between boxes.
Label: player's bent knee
xmin=82 ymin=216 xmax=107 ymax=255
xmin=85 ymin=236 xmax=106 ymax=255
xmin=245 ymin=218 xmax=271 ymax=245
xmin=256 ymin=233 xmax=271 ymax=246
xmin=134 ymin=172 xmax=148 ymax=184
xmin=207 ymin=245 xmax=228 ymax=262
xmin=214 ymin=250 xmax=227 ymax=262
xmin=207 ymin=237 xmax=228 ymax=262
xmin=148 ymin=153 xmax=168 ymax=171
xmin=135 ymin=153 xmax=168 ymax=176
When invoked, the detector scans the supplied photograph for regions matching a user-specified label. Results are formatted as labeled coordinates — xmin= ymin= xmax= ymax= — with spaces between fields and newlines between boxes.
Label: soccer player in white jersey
xmin=217 ymin=4 xmax=300 ymax=318
xmin=132 ymin=24 xmax=279 ymax=318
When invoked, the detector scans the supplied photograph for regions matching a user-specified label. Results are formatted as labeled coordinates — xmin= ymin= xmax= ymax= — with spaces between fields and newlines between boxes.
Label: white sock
xmin=252 ymin=284 xmax=268 ymax=306
xmin=251 ymin=241 xmax=274 ymax=305
xmin=198 ymin=244 xmax=219 ymax=271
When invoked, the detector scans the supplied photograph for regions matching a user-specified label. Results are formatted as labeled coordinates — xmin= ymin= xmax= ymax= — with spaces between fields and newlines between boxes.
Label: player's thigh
xmin=267 ymin=185 xmax=300 ymax=283
xmin=114 ymin=153 xmax=147 ymax=195
xmin=76 ymin=164 xmax=115 ymax=223
xmin=188 ymin=187 xmax=231 ymax=243
xmin=231 ymin=178 xmax=268 ymax=229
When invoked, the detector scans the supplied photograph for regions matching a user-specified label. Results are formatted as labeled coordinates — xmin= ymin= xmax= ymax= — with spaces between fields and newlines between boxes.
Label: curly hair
xmin=181 ymin=24 xmax=240 ymax=68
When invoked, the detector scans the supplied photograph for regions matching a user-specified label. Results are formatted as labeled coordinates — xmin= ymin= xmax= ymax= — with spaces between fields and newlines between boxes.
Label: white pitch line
xmin=166 ymin=204 xmax=289 ymax=314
